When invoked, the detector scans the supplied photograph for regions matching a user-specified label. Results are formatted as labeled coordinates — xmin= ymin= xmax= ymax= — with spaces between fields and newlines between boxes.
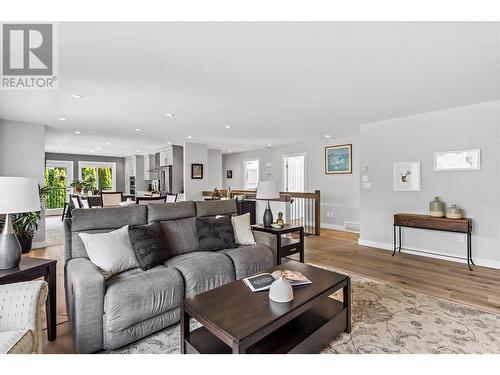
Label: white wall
xmin=183 ymin=142 xmax=222 ymax=201
xmin=222 ymin=136 xmax=360 ymax=229
xmin=207 ymin=149 xmax=222 ymax=190
xmin=359 ymin=101 xmax=500 ymax=268
xmin=0 ymin=119 xmax=46 ymax=246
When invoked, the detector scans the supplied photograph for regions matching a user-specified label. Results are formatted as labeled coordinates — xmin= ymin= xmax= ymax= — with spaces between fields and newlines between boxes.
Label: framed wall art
xmin=191 ymin=163 xmax=203 ymax=179
xmin=433 ymin=149 xmax=481 ymax=171
xmin=325 ymin=144 xmax=352 ymax=174
xmin=393 ymin=161 xmax=420 ymax=191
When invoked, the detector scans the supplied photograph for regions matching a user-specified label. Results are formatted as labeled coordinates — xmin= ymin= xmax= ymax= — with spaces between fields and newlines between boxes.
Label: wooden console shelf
xmin=393 ymin=213 xmax=473 ymax=270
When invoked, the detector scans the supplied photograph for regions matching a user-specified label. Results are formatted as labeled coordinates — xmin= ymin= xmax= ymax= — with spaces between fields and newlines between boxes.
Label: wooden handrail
xmin=202 ymin=189 xmax=321 ymax=236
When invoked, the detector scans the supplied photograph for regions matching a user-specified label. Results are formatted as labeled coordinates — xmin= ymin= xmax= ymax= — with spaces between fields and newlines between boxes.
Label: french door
xmin=45 ymin=160 xmax=74 ymax=214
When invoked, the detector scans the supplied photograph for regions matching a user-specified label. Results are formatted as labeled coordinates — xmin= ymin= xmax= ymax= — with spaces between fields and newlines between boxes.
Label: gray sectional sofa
xmin=64 ymin=200 xmax=276 ymax=353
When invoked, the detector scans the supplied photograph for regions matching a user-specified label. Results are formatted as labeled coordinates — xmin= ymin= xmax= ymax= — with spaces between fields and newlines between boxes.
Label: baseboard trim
xmin=358 ymin=238 xmax=500 ymax=270
xmin=321 ymin=223 xmax=359 ymax=233
xmin=32 ymin=241 xmax=46 ymax=250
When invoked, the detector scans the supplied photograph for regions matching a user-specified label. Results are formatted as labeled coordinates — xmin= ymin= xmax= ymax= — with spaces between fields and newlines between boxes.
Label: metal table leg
xmin=392 ymin=225 xmax=397 ymax=256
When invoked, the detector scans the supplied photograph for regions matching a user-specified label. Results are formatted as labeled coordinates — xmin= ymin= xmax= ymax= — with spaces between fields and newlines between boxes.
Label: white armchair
xmin=0 ymin=281 xmax=48 ymax=354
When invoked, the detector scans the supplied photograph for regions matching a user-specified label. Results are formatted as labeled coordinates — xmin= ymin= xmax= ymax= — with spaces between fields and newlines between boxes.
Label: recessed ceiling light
xmin=228 ymin=150 xmax=232 ymax=153
xmin=74 ymin=131 xmax=81 ymax=134
xmin=167 ymin=141 xmax=172 ymax=145
xmin=136 ymin=150 xmax=141 ymax=153
xmin=324 ymin=134 xmax=331 ymax=138
xmin=225 ymin=125 xmax=231 ymax=129
xmin=89 ymin=150 xmax=94 ymax=153
xmin=55 ymin=151 xmax=59 ymax=153
xmin=165 ymin=113 xmax=175 ymax=117
xmin=59 ymin=117 xmax=67 ymax=121
xmin=135 ymin=128 xmax=141 ymax=132
xmin=267 ymin=144 xmax=272 ymax=148
xmin=150 ymin=146 xmax=155 ymax=149
xmin=187 ymin=136 xmax=193 ymax=139
xmin=97 ymin=146 xmax=102 ymax=150
xmin=106 ymin=142 xmax=111 ymax=145
xmin=71 ymin=94 xmax=83 ymax=99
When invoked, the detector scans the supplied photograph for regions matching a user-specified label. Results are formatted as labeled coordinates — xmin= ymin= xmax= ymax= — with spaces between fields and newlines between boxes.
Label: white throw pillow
xmin=231 ymin=213 xmax=256 ymax=245
xmin=79 ymin=226 xmax=139 ymax=279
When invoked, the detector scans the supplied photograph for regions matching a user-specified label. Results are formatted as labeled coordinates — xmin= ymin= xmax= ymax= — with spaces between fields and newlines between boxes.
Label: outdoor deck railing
xmin=45 ymin=187 xmax=67 ymax=209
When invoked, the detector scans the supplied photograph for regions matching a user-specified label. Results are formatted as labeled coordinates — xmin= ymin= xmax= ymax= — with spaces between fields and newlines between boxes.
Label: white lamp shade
xmin=0 ymin=177 xmax=40 ymax=214
xmin=256 ymin=181 xmax=280 ymax=200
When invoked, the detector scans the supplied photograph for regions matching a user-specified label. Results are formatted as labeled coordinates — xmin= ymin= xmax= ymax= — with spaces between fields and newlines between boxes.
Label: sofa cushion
xmin=219 ymin=244 xmax=274 ymax=279
xmin=231 ymin=213 xmax=256 ymax=245
xmin=79 ymin=226 xmax=139 ymax=279
xmin=128 ymin=222 xmax=170 ymax=270
xmin=160 ymin=217 xmax=199 ymax=256
xmin=165 ymin=252 xmax=235 ymax=298
xmin=71 ymin=205 xmax=148 ymax=232
xmin=104 ymin=266 xmax=183 ymax=332
xmin=196 ymin=215 xmax=236 ymax=252
xmin=195 ymin=200 xmax=237 ymax=217
xmin=147 ymin=201 xmax=196 ymax=222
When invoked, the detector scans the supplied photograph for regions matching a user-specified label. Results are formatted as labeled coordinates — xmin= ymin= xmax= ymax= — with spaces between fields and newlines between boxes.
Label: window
xmin=283 ymin=154 xmax=305 ymax=192
xmin=78 ymin=161 xmax=116 ymax=192
xmin=243 ymin=159 xmax=259 ymax=189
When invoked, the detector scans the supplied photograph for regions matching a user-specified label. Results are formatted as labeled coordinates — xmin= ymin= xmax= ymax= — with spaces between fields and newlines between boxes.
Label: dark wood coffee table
xmin=181 ymin=261 xmax=350 ymax=354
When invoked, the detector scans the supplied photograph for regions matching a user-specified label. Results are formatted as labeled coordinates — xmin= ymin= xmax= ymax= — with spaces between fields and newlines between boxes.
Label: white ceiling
xmin=0 ymin=22 xmax=499 ymax=157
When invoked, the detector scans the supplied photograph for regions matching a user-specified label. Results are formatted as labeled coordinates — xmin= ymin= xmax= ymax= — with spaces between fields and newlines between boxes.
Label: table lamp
xmin=0 ymin=177 xmax=40 ymax=269
xmin=256 ymin=181 xmax=280 ymax=227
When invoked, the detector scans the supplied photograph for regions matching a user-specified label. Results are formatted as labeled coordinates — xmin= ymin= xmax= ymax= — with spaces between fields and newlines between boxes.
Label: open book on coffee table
xmin=243 ymin=269 xmax=312 ymax=292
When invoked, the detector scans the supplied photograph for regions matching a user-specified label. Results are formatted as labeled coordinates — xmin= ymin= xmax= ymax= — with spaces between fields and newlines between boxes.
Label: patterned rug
xmin=105 ymin=266 xmax=500 ymax=354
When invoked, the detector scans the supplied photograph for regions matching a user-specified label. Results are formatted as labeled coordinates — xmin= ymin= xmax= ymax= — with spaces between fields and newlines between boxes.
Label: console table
xmin=393 ymin=213 xmax=473 ymax=270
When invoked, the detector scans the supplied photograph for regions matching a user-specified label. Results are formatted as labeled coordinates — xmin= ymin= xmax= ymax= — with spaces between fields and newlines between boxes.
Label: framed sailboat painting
xmin=325 ymin=144 xmax=352 ymax=174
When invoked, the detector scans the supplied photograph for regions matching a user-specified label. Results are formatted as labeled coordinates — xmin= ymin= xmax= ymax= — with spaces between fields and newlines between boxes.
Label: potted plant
xmin=0 ymin=185 xmax=49 ymax=253
xmin=70 ymin=180 xmax=85 ymax=194
xmin=12 ymin=211 xmax=42 ymax=253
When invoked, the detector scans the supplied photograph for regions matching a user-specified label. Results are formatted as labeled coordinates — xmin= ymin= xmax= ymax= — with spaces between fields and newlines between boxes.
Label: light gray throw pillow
xmin=79 ymin=226 xmax=139 ymax=278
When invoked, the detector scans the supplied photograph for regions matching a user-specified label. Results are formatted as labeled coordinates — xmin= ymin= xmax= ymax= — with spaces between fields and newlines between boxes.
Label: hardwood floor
xmin=30 ymin=223 xmax=500 ymax=354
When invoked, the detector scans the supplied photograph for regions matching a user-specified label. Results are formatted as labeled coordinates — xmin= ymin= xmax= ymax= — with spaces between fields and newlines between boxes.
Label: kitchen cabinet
xmin=159 ymin=146 xmax=173 ymax=166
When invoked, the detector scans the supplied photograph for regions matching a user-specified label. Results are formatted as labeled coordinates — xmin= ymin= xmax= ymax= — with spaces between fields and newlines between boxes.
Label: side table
xmin=251 ymin=224 xmax=304 ymax=265
xmin=0 ymin=256 xmax=57 ymax=341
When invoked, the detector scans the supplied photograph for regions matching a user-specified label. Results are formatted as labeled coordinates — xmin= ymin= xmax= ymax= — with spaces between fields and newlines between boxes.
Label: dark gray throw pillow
xmin=128 ymin=222 xmax=170 ymax=270
xmin=196 ymin=215 xmax=236 ymax=252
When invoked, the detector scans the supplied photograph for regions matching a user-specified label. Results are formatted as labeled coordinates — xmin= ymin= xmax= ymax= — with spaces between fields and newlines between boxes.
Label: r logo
xmin=2 ymin=24 xmax=53 ymax=76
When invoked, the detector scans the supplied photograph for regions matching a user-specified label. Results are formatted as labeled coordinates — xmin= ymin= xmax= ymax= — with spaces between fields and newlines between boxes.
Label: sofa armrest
xmin=0 ymin=281 xmax=48 ymax=353
xmin=252 ymin=230 xmax=278 ymax=265
xmin=65 ymin=258 xmax=105 ymax=353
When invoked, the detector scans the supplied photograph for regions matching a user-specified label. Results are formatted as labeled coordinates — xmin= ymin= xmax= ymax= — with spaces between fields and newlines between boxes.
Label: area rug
xmin=105 ymin=265 xmax=500 ymax=354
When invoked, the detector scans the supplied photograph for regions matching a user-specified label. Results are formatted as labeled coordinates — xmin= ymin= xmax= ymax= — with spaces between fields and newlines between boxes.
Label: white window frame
xmin=282 ymin=152 xmax=307 ymax=192
xmin=242 ymin=158 xmax=260 ymax=190
xmin=45 ymin=160 xmax=74 ymax=214
xmin=78 ymin=161 xmax=117 ymax=192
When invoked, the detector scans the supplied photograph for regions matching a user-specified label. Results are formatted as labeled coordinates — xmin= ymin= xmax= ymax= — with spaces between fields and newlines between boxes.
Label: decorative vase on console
xmin=429 ymin=196 xmax=445 ymax=217
xmin=446 ymin=204 xmax=463 ymax=219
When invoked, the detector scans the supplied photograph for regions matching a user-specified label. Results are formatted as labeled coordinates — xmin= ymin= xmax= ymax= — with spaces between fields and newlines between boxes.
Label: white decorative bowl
xmin=269 ymin=276 xmax=293 ymax=303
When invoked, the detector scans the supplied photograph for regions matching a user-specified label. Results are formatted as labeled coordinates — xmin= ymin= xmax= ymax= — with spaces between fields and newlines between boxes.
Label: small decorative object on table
xmin=429 ymin=196 xmax=445 ymax=217
xmin=226 ymin=187 xmax=233 ymax=199
xmin=269 ymin=276 xmax=294 ymax=303
xmin=446 ymin=204 xmax=463 ymax=219
xmin=276 ymin=212 xmax=285 ymax=227
xmin=212 ymin=188 xmax=220 ymax=200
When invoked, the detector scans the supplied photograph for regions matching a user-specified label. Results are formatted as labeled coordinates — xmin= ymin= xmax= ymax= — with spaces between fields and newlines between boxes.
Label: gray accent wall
xmin=45 ymin=152 xmax=126 ymax=192
xmin=222 ymin=136 xmax=360 ymax=230
xmin=359 ymin=100 xmax=500 ymax=269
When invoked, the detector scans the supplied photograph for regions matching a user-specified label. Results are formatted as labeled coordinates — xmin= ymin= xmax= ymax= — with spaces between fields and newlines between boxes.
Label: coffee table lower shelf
xmin=184 ymin=297 xmax=346 ymax=354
